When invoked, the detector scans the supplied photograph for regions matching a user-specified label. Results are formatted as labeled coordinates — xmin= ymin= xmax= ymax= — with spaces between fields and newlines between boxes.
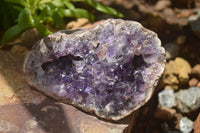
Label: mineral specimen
xmin=23 ymin=19 xmax=166 ymax=120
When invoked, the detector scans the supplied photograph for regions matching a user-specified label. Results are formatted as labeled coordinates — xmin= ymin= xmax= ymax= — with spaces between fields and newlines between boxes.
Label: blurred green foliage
xmin=0 ymin=0 xmax=123 ymax=47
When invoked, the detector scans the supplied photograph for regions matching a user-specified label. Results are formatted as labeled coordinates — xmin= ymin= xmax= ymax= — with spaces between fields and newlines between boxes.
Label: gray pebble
xmin=175 ymin=87 xmax=200 ymax=113
xmin=158 ymin=89 xmax=177 ymax=108
xmin=179 ymin=117 xmax=193 ymax=133
xmin=163 ymin=43 xmax=179 ymax=60
xmin=188 ymin=10 xmax=200 ymax=39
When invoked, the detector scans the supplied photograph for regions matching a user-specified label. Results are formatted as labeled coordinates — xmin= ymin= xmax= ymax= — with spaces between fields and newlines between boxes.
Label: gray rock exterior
xmin=175 ymin=87 xmax=200 ymax=113
xmin=179 ymin=117 xmax=193 ymax=133
xmin=158 ymin=89 xmax=177 ymax=108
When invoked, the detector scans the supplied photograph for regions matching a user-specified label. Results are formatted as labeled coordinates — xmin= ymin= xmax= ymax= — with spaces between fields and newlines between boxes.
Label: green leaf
xmin=39 ymin=0 xmax=52 ymax=5
xmin=0 ymin=1 xmax=22 ymax=29
xmin=33 ymin=0 xmax=41 ymax=8
xmin=27 ymin=0 xmax=34 ymax=6
xmin=0 ymin=25 xmax=26 ymax=47
xmin=85 ymin=0 xmax=123 ymax=18
xmin=18 ymin=8 xmax=34 ymax=27
xmin=63 ymin=1 xmax=75 ymax=10
xmin=52 ymin=0 xmax=64 ymax=8
xmin=12 ymin=5 xmax=24 ymax=12
xmin=0 ymin=8 xmax=34 ymax=47
xmin=33 ymin=17 xmax=52 ymax=36
xmin=59 ymin=8 xmax=95 ymax=21
xmin=5 ymin=0 xmax=29 ymax=8
xmin=52 ymin=9 xmax=65 ymax=30
xmin=37 ymin=5 xmax=52 ymax=23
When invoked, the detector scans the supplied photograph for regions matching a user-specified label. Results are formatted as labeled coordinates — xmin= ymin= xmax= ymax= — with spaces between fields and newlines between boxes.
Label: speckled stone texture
xmin=23 ymin=19 xmax=166 ymax=120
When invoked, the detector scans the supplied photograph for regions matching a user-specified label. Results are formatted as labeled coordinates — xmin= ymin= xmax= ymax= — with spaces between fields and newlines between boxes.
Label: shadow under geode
xmin=25 ymin=99 xmax=73 ymax=133
xmin=0 ymin=47 xmax=73 ymax=132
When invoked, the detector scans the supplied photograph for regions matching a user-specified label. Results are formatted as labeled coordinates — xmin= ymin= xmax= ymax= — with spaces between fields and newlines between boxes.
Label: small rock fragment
xmin=164 ymin=85 xmax=179 ymax=91
xmin=174 ymin=113 xmax=183 ymax=130
xmin=163 ymin=43 xmax=179 ymax=60
xmin=158 ymin=89 xmax=177 ymax=108
xmin=188 ymin=78 xmax=199 ymax=87
xmin=163 ymin=74 xmax=179 ymax=85
xmin=23 ymin=19 xmax=166 ymax=120
xmin=176 ymin=35 xmax=186 ymax=45
xmin=179 ymin=117 xmax=193 ymax=133
xmin=175 ymin=87 xmax=200 ymax=113
xmin=163 ymin=57 xmax=191 ymax=86
xmin=174 ymin=58 xmax=191 ymax=83
xmin=163 ymin=8 xmax=174 ymax=17
xmin=189 ymin=10 xmax=200 ymax=39
xmin=154 ymin=0 xmax=171 ymax=11
xmin=154 ymin=105 xmax=176 ymax=120
xmin=197 ymin=82 xmax=200 ymax=87
xmin=66 ymin=18 xmax=89 ymax=29
xmin=192 ymin=64 xmax=200 ymax=78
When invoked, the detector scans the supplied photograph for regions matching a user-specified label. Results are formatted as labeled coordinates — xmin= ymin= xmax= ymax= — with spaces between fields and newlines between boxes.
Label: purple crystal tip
xmin=23 ymin=19 xmax=166 ymax=120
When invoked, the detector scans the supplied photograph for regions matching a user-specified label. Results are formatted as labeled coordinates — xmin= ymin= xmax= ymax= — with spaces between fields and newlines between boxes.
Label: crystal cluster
xmin=23 ymin=19 xmax=166 ymax=120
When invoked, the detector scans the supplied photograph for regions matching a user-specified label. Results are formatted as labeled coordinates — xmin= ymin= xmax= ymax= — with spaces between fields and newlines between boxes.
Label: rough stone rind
xmin=23 ymin=19 xmax=166 ymax=120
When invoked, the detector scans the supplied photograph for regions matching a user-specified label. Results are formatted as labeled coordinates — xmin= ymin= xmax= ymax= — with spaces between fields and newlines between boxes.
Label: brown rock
xmin=154 ymin=0 xmax=171 ymax=11
xmin=163 ymin=57 xmax=192 ymax=85
xmin=154 ymin=105 xmax=176 ymax=120
xmin=180 ymin=10 xmax=193 ymax=18
xmin=197 ymin=82 xmax=200 ymax=87
xmin=176 ymin=35 xmax=186 ymax=45
xmin=116 ymin=0 xmax=134 ymax=9
xmin=164 ymin=59 xmax=178 ymax=74
xmin=174 ymin=57 xmax=192 ymax=83
xmin=192 ymin=64 xmax=200 ymax=78
xmin=188 ymin=78 xmax=199 ymax=87
xmin=20 ymin=28 xmax=43 ymax=48
xmin=164 ymin=85 xmax=179 ymax=90
xmin=97 ymin=0 xmax=114 ymax=6
xmin=66 ymin=18 xmax=89 ymax=29
xmin=163 ymin=8 xmax=174 ymax=16
xmin=82 ymin=20 xmax=105 ymax=29
xmin=174 ymin=113 xmax=183 ymax=130
xmin=194 ymin=113 xmax=200 ymax=133
xmin=163 ymin=74 xmax=179 ymax=85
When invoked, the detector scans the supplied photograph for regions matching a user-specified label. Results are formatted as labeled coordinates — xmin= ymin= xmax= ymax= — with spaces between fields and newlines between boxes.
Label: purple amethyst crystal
xmin=23 ymin=19 xmax=166 ymax=120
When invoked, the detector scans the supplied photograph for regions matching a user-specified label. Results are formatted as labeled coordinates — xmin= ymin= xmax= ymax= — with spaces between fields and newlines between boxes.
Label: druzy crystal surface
xmin=23 ymin=19 xmax=166 ymax=120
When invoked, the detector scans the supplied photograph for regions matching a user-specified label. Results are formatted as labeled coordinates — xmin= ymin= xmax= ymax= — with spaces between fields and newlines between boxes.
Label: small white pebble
xmin=179 ymin=117 xmax=193 ymax=133
xmin=158 ymin=88 xmax=177 ymax=108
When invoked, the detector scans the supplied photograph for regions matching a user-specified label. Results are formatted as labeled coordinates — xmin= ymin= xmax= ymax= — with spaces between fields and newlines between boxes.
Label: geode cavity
xmin=23 ymin=19 xmax=166 ymax=120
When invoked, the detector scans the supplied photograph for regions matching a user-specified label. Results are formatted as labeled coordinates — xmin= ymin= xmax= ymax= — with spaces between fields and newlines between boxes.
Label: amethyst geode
xmin=23 ymin=19 xmax=166 ymax=120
